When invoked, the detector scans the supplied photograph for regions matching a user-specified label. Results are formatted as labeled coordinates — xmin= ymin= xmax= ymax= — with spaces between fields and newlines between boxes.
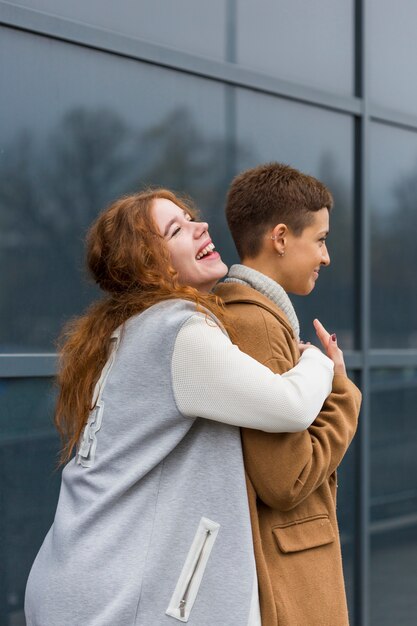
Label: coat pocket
xmin=166 ymin=517 xmax=220 ymax=622
xmin=272 ymin=514 xmax=335 ymax=553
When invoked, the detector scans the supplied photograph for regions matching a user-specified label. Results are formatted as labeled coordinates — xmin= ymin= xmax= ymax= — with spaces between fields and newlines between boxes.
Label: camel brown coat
xmin=215 ymin=282 xmax=362 ymax=626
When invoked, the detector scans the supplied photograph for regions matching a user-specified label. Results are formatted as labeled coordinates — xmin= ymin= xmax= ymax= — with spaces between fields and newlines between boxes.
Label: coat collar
xmin=225 ymin=264 xmax=300 ymax=339
xmin=215 ymin=280 xmax=296 ymax=339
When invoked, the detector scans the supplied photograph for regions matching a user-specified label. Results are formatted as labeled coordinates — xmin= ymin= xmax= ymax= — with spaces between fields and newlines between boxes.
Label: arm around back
xmin=172 ymin=314 xmax=334 ymax=433
xmin=242 ymin=361 xmax=362 ymax=510
xmin=220 ymin=297 xmax=362 ymax=509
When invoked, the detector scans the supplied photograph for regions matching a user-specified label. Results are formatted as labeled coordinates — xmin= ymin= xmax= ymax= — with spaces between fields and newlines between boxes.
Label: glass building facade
xmin=1 ymin=1 xmax=416 ymax=624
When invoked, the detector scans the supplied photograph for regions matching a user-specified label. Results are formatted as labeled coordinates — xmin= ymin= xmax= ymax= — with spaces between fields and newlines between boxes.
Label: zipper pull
xmin=179 ymin=599 xmax=186 ymax=618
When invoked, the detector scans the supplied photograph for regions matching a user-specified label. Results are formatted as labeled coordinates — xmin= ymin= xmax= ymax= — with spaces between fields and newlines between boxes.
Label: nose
xmin=321 ymin=244 xmax=330 ymax=266
xmin=194 ymin=220 xmax=209 ymax=238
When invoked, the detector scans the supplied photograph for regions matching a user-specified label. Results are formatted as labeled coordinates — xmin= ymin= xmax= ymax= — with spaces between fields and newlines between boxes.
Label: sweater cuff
xmin=299 ymin=347 xmax=334 ymax=373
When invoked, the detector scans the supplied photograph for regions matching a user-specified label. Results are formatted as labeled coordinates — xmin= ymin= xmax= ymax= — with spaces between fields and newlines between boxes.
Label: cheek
xmin=168 ymin=247 xmax=198 ymax=283
xmin=308 ymin=246 xmax=322 ymax=265
xmin=296 ymin=250 xmax=314 ymax=271
xmin=297 ymin=249 xmax=319 ymax=279
xmin=167 ymin=246 xmax=185 ymax=274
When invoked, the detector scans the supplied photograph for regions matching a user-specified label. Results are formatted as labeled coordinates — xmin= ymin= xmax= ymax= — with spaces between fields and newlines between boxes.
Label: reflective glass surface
xmin=0 ymin=378 xmax=60 ymax=626
xmin=237 ymin=0 xmax=354 ymax=95
xmin=5 ymin=0 xmax=228 ymax=61
xmin=236 ymin=90 xmax=355 ymax=348
xmin=6 ymin=0 xmax=355 ymax=92
xmin=0 ymin=27 xmax=244 ymax=351
xmin=370 ymin=369 xmax=417 ymax=626
xmin=370 ymin=122 xmax=417 ymax=348
xmin=369 ymin=0 xmax=417 ymax=114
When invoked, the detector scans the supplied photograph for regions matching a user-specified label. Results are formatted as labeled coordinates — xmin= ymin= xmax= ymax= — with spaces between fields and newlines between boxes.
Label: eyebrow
xmin=318 ymin=230 xmax=329 ymax=236
xmin=163 ymin=218 xmax=177 ymax=237
xmin=163 ymin=211 xmax=187 ymax=237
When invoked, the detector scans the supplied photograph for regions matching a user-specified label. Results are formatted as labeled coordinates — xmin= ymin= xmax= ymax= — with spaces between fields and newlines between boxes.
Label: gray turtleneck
xmin=225 ymin=264 xmax=300 ymax=340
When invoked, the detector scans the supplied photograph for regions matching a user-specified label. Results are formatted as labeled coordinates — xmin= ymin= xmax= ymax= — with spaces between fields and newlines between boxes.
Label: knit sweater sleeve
xmin=172 ymin=314 xmax=333 ymax=432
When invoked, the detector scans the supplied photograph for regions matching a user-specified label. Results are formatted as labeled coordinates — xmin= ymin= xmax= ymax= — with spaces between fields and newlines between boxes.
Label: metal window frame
xmin=0 ymin=354 xmax=57 ymax=377
xmin=2 ymin=2 xmax=417 ymax=624
xmin=354 ymin=2 xmax=370 ymax=623
xmin=3 ymin=350 xmax=417 ymax=378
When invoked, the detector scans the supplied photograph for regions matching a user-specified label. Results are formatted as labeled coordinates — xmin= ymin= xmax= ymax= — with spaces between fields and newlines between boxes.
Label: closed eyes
xmin=169 ymin=214 xmax=194 ymax=238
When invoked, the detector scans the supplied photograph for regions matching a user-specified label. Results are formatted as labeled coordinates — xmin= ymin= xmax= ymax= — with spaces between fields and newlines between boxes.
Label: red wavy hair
xmin=55 ymin=188 xmax=231 ymax=463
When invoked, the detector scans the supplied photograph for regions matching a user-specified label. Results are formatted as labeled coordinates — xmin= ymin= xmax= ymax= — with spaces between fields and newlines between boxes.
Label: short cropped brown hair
xmin=225 ymin=162 xmax=333 ymax=259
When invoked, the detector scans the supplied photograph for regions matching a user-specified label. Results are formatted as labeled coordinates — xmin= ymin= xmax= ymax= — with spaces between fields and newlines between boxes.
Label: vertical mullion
xmin=224 ymin=0 xmax=238 ymax=183
xmin=0 ymin=452 xmax=7 ymax=624
xmin=354 ymin=0 xmax=371 ymax=624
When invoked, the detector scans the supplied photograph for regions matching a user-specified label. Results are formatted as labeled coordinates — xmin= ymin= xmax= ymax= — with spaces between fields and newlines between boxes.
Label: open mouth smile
xmin=196 ymin=242 xmax=216 ymax=260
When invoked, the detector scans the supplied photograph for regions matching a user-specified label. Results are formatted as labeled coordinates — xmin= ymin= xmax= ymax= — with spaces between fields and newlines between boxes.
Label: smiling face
xmin=152 ymin=197 xmax=228 ymax=292
xmin=277 ymin=207 xmax=331 ymax=295
xmin=244 ymin=206 xmax=331 ymax=296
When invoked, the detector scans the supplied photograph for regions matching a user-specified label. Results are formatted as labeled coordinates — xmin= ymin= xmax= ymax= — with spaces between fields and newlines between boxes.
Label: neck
xmin=241 ymin=257 xmax=288 ymax=291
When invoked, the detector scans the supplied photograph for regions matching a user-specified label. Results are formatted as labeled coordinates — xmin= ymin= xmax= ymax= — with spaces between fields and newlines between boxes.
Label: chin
xmin=219 ymin=262 xmax=229 ymax=278
xmin=295 ymin=284 xmax=315 ymax=296
xmin=212 ymin=263 xmax=228 ymax=283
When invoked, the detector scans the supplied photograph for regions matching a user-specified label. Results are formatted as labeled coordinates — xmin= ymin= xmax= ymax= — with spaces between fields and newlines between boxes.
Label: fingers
xmin=312 ymin=320 xmax=346 ymax=374
xmin=313 ymin=318 xmax=331 ymax=351
xmin=313 ymin=318 xmax=329 ymax=339
xmin=326 ymin=333 xmax=339 ymax=357
xmin=298 ymin=342 xmax=309 ymax=354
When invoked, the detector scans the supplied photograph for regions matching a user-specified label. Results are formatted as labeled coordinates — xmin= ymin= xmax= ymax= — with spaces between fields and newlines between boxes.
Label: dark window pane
xmin=0 ymin=27 xmax=246 ymax=352
xmin=370 ymin=369 xmax=417 ymax=626
xmin=237 ymin=0 xmax=354 ymax=95
xmin=236 ymin=90 xmax=355 ymax=348
xmin=369 ymin=0 xmax=417 ymax=114
xmin=4 ymin=0 xmax=228 ymax=61
xmin=0 ymin=378 xmax=60 ymax=626
xmin=370 ymin=123 xmax=417 ymax=348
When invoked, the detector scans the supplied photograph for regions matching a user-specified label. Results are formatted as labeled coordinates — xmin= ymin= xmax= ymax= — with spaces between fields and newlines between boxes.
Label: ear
xmin=270 ymin=223 xmax=288 ymax=255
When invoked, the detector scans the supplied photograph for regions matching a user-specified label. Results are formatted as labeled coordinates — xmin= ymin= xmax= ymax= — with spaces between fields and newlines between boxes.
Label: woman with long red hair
xmin=25 ymin=189 xmax=342 ymax=626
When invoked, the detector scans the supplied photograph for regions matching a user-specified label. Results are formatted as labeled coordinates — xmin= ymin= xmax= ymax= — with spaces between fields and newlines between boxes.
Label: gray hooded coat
xmin=25 ymin=301 xmax=257 ymax=626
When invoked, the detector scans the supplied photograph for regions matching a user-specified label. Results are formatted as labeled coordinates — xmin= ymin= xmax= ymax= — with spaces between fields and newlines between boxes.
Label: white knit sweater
xmin=172 ymin=314 xmax=331 ymax=430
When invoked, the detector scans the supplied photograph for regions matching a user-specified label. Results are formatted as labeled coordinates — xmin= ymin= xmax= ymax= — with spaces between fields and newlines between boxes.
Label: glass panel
xmin=236 ymin=90 xmax=355 ymax=348
xmin=370 ymin=369 xmax=417 ymax=626
xmin=370 ymin=122 xmax=417 ymax=348
xmin=7 ymin=0 xmax=355 ymax=90
xmin=0 ymin=378 xmax=60 ymax=626
xmin=237 ymin=0 xmax=354 ymax=95
xmin=0 ymin=27 xmax=249 ymax=352
xmin=5 ymin=0 xmax=228 ymax=61
xmin=369 ymin=0 xmax=417 ymax=114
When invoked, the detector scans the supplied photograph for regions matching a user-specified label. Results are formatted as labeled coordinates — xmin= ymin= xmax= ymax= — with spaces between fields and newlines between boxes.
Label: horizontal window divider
xmin=340 ymin=513 xmax=417 ymax=542
xmin=369 ymin=512 xmax=417 ymax=536
xmin=370 ymin=105 xmax=417 ymax=133
xmin=1 ymin=351 xmax=363 ymax=377
xmin=0 ymin=1 xmax=361 ymax=115
xmin=2 ymin=350 xmax=417 ymax=378
xmin=368 ymin=350 xmax=417 ymax=368
xmin=344 ymin=351 xmax=363 ymax=369
xmin=371 ymin=489 xmax=417 ymax=508
xmin=0 ymin=354 xmax=57 ymax=377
